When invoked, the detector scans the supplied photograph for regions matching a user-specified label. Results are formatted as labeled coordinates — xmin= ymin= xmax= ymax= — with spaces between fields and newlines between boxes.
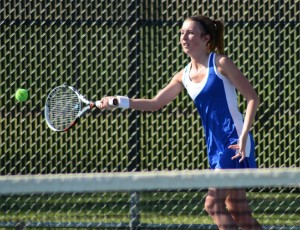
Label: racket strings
xmin=48 ymin=89 xmax=80 ymax=130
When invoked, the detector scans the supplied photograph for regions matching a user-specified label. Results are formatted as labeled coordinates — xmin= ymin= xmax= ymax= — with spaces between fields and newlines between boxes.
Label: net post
xmin=15 ymin=222 xmax=25 ymax=230
xmin=129 ymin=192 xmax=141 ymax=230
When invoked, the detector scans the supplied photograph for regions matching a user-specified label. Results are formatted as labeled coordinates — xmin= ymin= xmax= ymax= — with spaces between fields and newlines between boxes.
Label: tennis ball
xmin=15 ymin=88 xmax=29 ymax=102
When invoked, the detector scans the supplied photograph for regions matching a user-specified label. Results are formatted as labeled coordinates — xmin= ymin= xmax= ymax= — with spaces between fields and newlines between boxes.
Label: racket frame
xmin=45 ymin=85 xmax=96 ymax=132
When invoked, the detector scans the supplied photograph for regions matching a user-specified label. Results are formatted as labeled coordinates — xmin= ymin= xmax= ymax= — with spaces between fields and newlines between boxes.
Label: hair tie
xmin=213 ymin=20 xmax=217 ymax=29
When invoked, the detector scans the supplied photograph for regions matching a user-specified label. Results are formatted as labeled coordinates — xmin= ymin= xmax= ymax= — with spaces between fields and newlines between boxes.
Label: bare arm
xmin=216 ymin=55 xmax=260 ymax=161
xmin=98 ymin=70 xmax=185 ymax=111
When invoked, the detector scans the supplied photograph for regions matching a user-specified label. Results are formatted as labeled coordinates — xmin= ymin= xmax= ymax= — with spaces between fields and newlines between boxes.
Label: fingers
xmin=228 ymin=144 xmax=239 ymax=150
xmin=229 ymin=144 xmax=245 ymax=163
xmin=239 ymin=154 xmax=245 ymax=163
xmin=231 ymin=153 xmax=240 ymax=160
xmin=96 ymin=97 xmax=115 ymax=110
xmin=231 ymin=151 xmax=245 ymax=163
xmin=95 ymin=100 xmax=103 ymax=109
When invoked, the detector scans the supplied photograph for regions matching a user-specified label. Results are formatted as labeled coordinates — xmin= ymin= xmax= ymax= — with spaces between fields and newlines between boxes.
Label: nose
xmin=181 ymin=32 xmax=188 ymax=40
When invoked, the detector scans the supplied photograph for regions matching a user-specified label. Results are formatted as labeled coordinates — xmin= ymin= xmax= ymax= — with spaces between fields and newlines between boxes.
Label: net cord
xmin=0 ymin=168 xmax=299 ymax=195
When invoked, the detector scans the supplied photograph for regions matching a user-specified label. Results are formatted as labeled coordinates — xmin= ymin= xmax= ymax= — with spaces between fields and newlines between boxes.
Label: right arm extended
xmin=97 ymin=70 xmax=184 ymax=111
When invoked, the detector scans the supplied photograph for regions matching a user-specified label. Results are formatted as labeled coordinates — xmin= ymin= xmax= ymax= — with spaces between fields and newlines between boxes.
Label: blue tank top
xmin=182 ymin=52 xmax=256 ymax=169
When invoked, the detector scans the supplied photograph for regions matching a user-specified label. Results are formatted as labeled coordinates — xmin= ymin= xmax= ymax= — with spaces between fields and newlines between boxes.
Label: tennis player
xmin=97 ymin=15 xmax=262 ymax=230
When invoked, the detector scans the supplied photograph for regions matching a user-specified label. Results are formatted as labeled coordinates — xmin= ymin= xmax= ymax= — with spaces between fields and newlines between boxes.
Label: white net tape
xmin=0 ymin=168 xmax=299 ymax=194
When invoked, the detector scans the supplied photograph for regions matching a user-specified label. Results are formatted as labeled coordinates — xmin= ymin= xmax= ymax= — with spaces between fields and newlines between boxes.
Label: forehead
xmin=181 ymin=20 xmax=201 ymax=31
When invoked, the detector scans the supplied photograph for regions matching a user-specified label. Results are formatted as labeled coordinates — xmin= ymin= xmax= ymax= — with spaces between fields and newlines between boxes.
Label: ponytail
xmin=213 ymin=20 xmax=224 ymax=54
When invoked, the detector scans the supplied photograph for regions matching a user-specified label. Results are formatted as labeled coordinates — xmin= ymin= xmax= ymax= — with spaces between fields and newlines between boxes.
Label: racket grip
xmin=108 ymin=98 xmax=119 ymax=107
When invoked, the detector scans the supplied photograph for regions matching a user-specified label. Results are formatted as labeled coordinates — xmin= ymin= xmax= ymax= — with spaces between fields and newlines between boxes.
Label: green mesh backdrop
xmin=1 ymin=1 xmax=298 ymax=174
xmin=0 ymin=1 xmax=299 ymax=228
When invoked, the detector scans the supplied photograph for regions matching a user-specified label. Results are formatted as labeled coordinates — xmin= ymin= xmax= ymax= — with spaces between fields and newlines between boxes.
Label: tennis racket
xmin=44 ymin=85 xmax=118 ymax=132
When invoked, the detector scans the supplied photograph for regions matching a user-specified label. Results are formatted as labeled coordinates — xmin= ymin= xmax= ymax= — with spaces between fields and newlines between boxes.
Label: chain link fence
xmin=0 ymin=0 xmax=299 ymax=229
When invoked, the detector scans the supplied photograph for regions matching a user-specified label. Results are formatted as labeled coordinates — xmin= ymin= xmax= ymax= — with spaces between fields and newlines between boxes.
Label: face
xmin=180 ymin=20 xmax=209 ymax=55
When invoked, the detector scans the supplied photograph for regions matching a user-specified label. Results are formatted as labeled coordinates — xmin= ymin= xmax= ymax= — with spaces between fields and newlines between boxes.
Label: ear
xmin=204 ymin=34 xmax=211 ymax=48
xmin=203 ymin=34 xmax=210 ymax=42
xmin=205 ymin=36 xmax=213 ymax=53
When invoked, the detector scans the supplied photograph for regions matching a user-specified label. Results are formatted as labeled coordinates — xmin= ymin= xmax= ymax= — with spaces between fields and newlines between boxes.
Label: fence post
xmin=127 ymin=1 xmax=141 ymax=229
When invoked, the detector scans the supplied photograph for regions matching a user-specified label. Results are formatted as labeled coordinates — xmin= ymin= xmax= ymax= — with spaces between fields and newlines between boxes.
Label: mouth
xmin=182 ymin=43 xmax=189 ymax=48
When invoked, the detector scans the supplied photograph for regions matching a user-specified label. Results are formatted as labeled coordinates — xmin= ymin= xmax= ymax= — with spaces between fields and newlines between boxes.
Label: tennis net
xmin=0 ymin=168 xmax=299 ymax=230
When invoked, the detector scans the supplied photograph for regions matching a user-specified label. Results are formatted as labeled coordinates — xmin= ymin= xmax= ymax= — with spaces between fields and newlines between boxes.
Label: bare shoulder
xmin=214 ymin=54 xmax=258 ymax=100
xmin=214 ymin=54 xmax=242 ymax=79
xmin=215 ymin=54 xmax=235 ymax=68
xmin=171 ymin=68 xmax=185 ymax=84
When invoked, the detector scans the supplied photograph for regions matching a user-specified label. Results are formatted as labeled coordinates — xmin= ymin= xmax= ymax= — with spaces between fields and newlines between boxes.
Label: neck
xmin=190 ymin=52 xmax=210 ymax=70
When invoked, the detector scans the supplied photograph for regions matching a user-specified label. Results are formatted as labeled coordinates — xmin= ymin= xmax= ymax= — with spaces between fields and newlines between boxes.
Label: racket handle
xmin=108 ymin=98 xmax=119 ymax=107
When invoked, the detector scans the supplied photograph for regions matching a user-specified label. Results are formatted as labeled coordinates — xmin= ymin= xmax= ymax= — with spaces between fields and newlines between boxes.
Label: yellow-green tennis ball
xmin=15 ymin=88 xmax=29 ymax=102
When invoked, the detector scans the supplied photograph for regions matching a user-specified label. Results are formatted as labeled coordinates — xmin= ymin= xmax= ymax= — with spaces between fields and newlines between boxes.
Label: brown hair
xmin=186 ymin=15 xmax=224 ymax=54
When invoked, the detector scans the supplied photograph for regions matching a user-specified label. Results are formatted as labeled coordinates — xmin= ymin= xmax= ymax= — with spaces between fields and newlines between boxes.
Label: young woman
xmin=97 ymin=15 xmax=262 ymax=230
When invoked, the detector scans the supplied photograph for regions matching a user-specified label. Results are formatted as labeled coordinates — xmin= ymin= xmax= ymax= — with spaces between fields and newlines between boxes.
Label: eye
xmin=180 ymin=30 xmax=194 ymax=35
